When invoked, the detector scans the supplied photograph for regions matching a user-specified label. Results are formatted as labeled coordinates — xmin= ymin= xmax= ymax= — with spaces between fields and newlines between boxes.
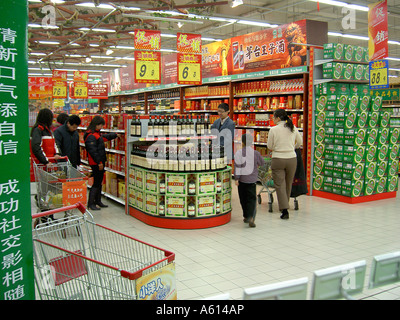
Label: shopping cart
xmin=33 ymin=157 xmax=88 ymax=212
xmin=32 ymin=203 xmax=176 ymax=300
xmin=257 ymin=157 xmax=299 ymax=212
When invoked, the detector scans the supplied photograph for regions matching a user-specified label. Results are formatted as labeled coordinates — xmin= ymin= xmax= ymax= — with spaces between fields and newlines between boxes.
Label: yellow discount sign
xmin=52 ymin=85 xmax=67 ymax=99
xmin=177 ymin=53 xmax=202 ymax=85
xmin=369 ymin=59 xmax=389 ymax=89
xmin=134 ymin=51 xmax=161 ymax=84
xmin=71 ymin=81 xmax=88 ymax=99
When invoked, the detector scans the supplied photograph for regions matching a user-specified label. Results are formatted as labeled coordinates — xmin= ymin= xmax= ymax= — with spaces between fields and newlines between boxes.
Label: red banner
xmin=177 ymin=33 xmax=202 ymax=54
xmin=368 ymin=0 xmax=388 ymax=61
xmin=73 ymin=70 xmax=89 ymax=82
xmin=52 ymin=69 xmax=68 ymax=81
xmin=28 ymin=77 xmax=53 ymax=99
xmin=88 ymin=83 xmax=108 ymax=99
xmin=134 ymin=29 xmax=161 ymax=50
xmin=202 ymin=20 xmax=307 ymax=78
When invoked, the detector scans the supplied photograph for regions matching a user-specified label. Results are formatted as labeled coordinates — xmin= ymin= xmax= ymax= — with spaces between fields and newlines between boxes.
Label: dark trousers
xmin=238 ymin=182 xmax=257 ymax=219
xmin=89 ymin=165 xmax=105 ymax=206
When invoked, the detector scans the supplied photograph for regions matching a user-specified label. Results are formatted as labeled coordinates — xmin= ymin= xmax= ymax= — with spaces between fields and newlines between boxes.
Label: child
xmin=234 ymin=133 xmax=265 ymax=228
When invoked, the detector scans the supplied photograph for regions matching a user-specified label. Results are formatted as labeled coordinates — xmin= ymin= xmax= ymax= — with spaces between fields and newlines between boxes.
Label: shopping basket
xmin=33 ymin=157 xmax=88 ymax=211
xmin=32 ymin=203 xmax=176 ymax=300
xmin=257 ymin=157 xmax=300 ymax=212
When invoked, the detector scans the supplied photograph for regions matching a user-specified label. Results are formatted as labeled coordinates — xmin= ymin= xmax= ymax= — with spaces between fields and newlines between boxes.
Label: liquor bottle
xmin=187 ymin=199 xmax=196 ymax=218
xmin=159 ymin=197 xmax=165 ymax=216
xmin=188 ymin=176 xmax=196 ymax=195
xmin=130 ymin=118 xmax=136 ymax=137
xmin=159 ymin=176 xmax=166 ymax=194
xmin=177 ymin=115 xmax=182 ymax=136
xmin=148 ymin=116 xmax=154 ymax=137
xmin=216 ymin=198 xmax=221 ymax=214
xmin=165 ymin=115 xmax=170 ymax=136
xmin=178 ymin=145 xmax=185 ymax=172
xmin=189 ymin=115 xmax=195 ymax=135
xmin=136 ymin=115 xmax=142 ymax=137
xmin=239 ymin=44 xmax=244 ymax=69
xmin=216 ymin=177 xmax=222 ymax=193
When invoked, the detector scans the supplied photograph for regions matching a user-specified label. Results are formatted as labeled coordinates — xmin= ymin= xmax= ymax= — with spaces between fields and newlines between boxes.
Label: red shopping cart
xmin=32 ymin=203 xmax=176 ymax=300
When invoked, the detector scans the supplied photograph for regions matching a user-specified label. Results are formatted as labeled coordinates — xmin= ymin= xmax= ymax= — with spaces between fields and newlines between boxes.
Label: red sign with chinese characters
xmin=88 ymin=83 xmax=108 ymax=99
xmin=134 ymin=29 xmax=161 ymax=50
xmin=177 ymin=33 xmax=202 ymax=54
xmin=73 ymin=70 xmax=89 ymax=82
xmin=52 ymin=69 xmax=68 ymax=81
xmin=368 ymin=0 xmax=388 ymax=61
xmin=28 ymin=77 xmax=53 ymax=99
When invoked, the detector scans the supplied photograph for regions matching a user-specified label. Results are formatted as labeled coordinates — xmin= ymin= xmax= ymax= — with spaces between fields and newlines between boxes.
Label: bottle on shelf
xmin=159 ymin=197 xmax=165 ymax=216
xmin=136 ymin=115 xmax=142 ymax=137
xmin=188 ymin=199 xmax=196 ymax=218
xmin=148 ymin=116 xmax=154 ymax=137
xmin=188 ymin=175 xmax=196 ymax=195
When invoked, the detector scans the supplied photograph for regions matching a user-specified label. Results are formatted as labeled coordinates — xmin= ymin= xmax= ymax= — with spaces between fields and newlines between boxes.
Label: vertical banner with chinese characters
xmin=0 ymin=0 xmax=35 ymax=300
xmin=52 ymin=69 xmax=67 ymax=99
xmin=368 ymin=0 xmax=388 ymax=61
xmin=71 ymin=70 xmax=88 ymax=99
xmin=134 ymin=29 xmax=161 ymax=84
xmin=177 ymin=33 xmax=202 ymax=85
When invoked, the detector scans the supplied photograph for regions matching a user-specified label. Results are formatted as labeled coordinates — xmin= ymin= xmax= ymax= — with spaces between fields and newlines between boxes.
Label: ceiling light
xmin=122 ymin=13 xmax=204 ymax=25
xmin=86 ymin=57 xmax=92 ymax=63
xmin=231 ymin=0 xmax=243 ymax=8
xmin=308 ymin=0 xmax=368 ymax=11
xmin=113 ymin=45 xmax=135 ymax=50
xmin=177 ymin=22 xmax=184 ymax=28
xmin=89 ymin=44 xmax=100 ymax=47
xmin=29 ymin=52 xmax=47 ymax=56
xmin=76 ymin=2 xmax=114 ymax=9
xmin=106 ymin=49 xmax=114 ymax=55
xmin=38 ymin=40 xmax=60 ymax=45
xmin=160 ymin=33 xmax=177 ymax=38
xmin=237 ymin=20 xmax=278 ymax=28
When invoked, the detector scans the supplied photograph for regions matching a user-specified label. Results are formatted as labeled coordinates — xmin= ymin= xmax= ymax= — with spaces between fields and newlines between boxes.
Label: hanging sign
xmin=88 ymin=83 xmax=108 ymax=99
xmin=52 ymin=69 xmax=67 ymax=81
xmin=70 ymin=81 xmax=88 ymax=99
xmin=134 ymin=51 xmax=161 ymax=84
xmin=134 ymin=29 xmax=161 ymax=51
xmin=369 ymin=59 xmax=389 ymax=89
xmin=177 ymin=33 xmax=202 ymax=54
xmin=177 ymin=53 xmax=202 ymax=85
xmin=52 ymin=80 xmax=68 ymax=99
xmin=368 ymin=0 xmax=388 ymax=61
xmin=73 ymin=70 xmax=88 ymax=82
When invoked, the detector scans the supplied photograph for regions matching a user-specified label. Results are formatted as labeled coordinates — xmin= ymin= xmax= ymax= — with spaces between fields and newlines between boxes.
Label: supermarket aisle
xmin=31 ymin=184 xmax=400 ymax=300
xmin=86 ymin=186 xmax=400 ymax=300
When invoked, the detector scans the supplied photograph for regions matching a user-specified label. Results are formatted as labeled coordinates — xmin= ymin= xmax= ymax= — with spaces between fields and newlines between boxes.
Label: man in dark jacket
xmin=54 ymin=115 xmax=81 ymax=168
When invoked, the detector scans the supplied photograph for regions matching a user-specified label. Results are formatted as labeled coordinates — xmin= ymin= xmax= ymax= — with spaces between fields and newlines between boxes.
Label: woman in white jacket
xmin=267 ymin=109 xmax=303 ymax=219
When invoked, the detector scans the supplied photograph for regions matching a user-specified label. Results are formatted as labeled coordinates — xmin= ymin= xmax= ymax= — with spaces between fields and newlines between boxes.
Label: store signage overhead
xmin=177 ymin=33 xmax=202 ymax=85
xmin=134 ymin=29 xmax=161 ymax=51
xmin=369 ymin=59 xmax=389 ymax=89
xmin=88 ymin=83 xmax=108 ymax=99
xmin=368 ymin=0 xmax=388 ymax=61
xmin=370 ymin=88 xmax=400 ymax=100
xmin=134 ymin=50 xmax=161 ymax=84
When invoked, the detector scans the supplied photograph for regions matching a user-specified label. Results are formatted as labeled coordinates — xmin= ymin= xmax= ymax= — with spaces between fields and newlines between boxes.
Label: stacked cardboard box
xmin=313 ymin=84 xmax=400 ymax=198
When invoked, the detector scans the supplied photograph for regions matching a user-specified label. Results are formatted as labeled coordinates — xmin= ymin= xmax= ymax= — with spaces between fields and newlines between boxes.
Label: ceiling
xmin=28 ymin=0 xmax=400 ymax=80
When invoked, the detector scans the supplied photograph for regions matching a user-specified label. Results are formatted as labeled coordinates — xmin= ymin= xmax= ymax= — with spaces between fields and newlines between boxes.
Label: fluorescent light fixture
xmin=389 ymin=68 xmax=400 ymax=71
xmin=231 ymin=0 xmax=243 ymax=8
xmin=202 ymin=37 xmax=223 ymax=42
xmin=389 ymin=40 xmax=400 ymax=45
xmin=106 ymin=49 xmax=114 ymax=55
xmin=28 ymin=23 xmax=41 ymax=28
xmin=113 ymin=45 xmax=135 ymax=50
xmin=89 ymin=44 xmax=100 ymax=47
xmin=342 ymin=34 xmax=369 ymax=41
xmin=388 ymin=57 xmax=400 ymax=61
xmin=308 ymin=0 xmax=368 ymax=11
xmin=160 ymin=33 xmax=177 ymax=38
xmin=65 ymin=54 xmax=84 ymax=58
xmin=29 ymin=67 xmax=51 ymax=71
xmin=237 ymin=20 xmax=278 ymax=28
xmin=86 ymin=57 xmax=92 ymax=63
xmin=122 ymin=13 xmax=204 ymax=25
xmin=177 ymin=22 xmax=184 ymax=28
xmin=160 ymin=49 xmax=177 ymax=53
xmin=92 ymin=28 xmax=115 ymax=33
xmin=29 ymin=52 xmax=47 ymax=56
xmin=76 ymin=2 xmax=114 ymax=9
xmin=38 ymin=40 xmax=60 ymax=45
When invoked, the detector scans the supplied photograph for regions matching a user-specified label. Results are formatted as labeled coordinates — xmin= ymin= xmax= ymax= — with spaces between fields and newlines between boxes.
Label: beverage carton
xmin=375 ymin=176 xmax=387 ymax=194
xmin=336 ymin=94 xmax=349 ymax=112
xmin=322 ymin=176 xmax=333 ymax=193
xmin=347 ymin=95 xmax=360 ymax=112
xmin=367 ymin=128 xmax=379 ymax=146
xmin=359 ymin=95 xmax=370 ymax=112
xmin=344 ymin=111 xmax=358 ymax=129
xmin=364 ymin=178 xmax=377 ymax=196
xmin=365 ymin=161 xmax=377 ymax=180
xmin=315 ymin=111 xmax=326 ymax=128
xmin=335 ymin=111 xmax=346 ymax=128
xmin=363 ymin=47 xmax=369 ymax=63
xmin=323 ymin=62 xmax=344 ymax=79
xmin=344 ymin=145 xmax=366 ymax=163
xmin=342 ymin=162 xmax=365 ymax=180
xmin=323 ymin=43 xmax=345 ymax=60
xmin=357 ymin=111 xmax=369 ymax=128
xmin=377 ymin=143 xmax=389 ymax=162
xmin=316 ymin=95 xmax=328 ymax=112
xmin=332 ymin=177 xmax=343 ymax=194
xmin=387 ymin=160 xmax=399 ymax=177
xmin=353 ymin=64 xmax=364 ymax=81
xmin=388 ymin=144 xmax=400 ymax=162
xmin=343 ymin=63 xmax=354 ymax=80
xmin=342 ymin=179 xmax=364 ymax=197
xmin=317 ymin=83 xmax=350 ymax=96
xmin=324 ymin=149 xmax=334 ymax=161
xmin=389 ymin=127 xmax=400 ymax=144
xmin=379 ymin=111 xmax=390 ymax=128
xmin=354 ymin=46 xmax=365 ymax=62
xmin=313 ymin=174 xmax=323 ymax=191
xmin=378 ymin=127 xmax=390 ymax=144
xmin=370 ymin=95 xmax=382 ymax=111
xmin=363 ymin=65 xmax=369 ymax=81
xmin=313 ymin=159 xmax=325 ymax=176
xmin=386 ymin=175 xmax=399 ymax=192
xmin=325 ymin=110 xmax=336 ymax=127
xmin=368 ymin=111 xmax=380 ymax=128
xmin=344 ymin=44 xmax=355 ymax=61
xmin=376 ymin=161 xmax=388 ymax=177
xmin=314 ymin=143 xmax=325 ymax=160
xmin=326 ymin=95 xmax=339 ymax=111
xmin=315 ymin=127 xmax=326 ymax=145
xmin=344 ymin=128 xmax=367 ymax=146
xmin=365 ymin=145 xmax=378 ymax=162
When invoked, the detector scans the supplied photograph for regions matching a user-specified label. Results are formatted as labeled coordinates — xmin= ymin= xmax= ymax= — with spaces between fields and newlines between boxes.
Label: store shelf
xmin=234 ymin=109 xmax=303 ymax=113
xmin=313 ymin=190 xmax=397 ymax=204
xmin=314 ymin=59 xmax=369 ymax=66
xmin=314 ymin=79 xmax=369 ymax=85
xmin=129 ymin=135 xmax=217 ymax=143
xmin=236 ymin=125 xmax=303 ymax=131
xmin=185 ymin=95 xmax=230 ymax=100
xmin=234 ymin=91 xmax=303 ymax=98
xmin=186 ymin=110 xmax=218 ymax=113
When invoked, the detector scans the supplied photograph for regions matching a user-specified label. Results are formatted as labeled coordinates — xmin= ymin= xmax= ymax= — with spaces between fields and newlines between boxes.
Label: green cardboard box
xmin=387 ymin=160 xmax=399 ymax=177
xmin=343 ymin=63 xmax=354 ymax=80
xmin=357 ymin=111 xmax=369 ymax=128
xmin=323 ymin=43 xmax=345 ymax=60
xmin=363 ymin=65 xmax=369 ymax=81
xmin=344 ymin=128 xmax=368 ymax=146
xmin=353 ymin=64 xmax=364 ymax=81
xmin=313 ymin=159 xmax=325 ymax=176
xmin=324 ymin=149 xmax=334 ymax=161
xmin=367 ymin=128 xmax=379 ymax=146
xmin=375 ymin=177 xmax=387 ymax=194
xmin=316 ymin=83 xmax=350 ymax=96
xmin=354 ymin=46 xmax=365 ymax=62
xmin=386 ymin=175 xmax=399 ymax=192
xmin=379 ymin=111 xmax=391 ymax=128
xmin=348 ymin=95 xmax=360 ymax=112
xmin=342 ymin=179 xmax=364 ymax=197
xmin=315 ymin=127 xmax=326 ymax=145
xmin=314 ymin=143 xmax=325 ymax=160
xmin=359 ymin=95 xmax=371 ymax=112
xmin=388 ymin=144 xmax=400 ymax=161
xmin=364 ymin=178 xmax=377 ymax=196
xmin=376 ymin=161 xmax=388 ymax=177
xmin=342 ymin=162 xmax=365 ymax=180
xmin=377 ymin=143 xmax=390 ymax=162
xmin=389 ymin=127 xmax=400 ymax=144
xmin=378 ymin=127 xmax=390 ymax=144
xmin=370 ymin=95 xmax=383 ymax=111
xmin=344 ymin=44 xmax=355 ymax=61
xmin=322 ymin=176 xmax=333 ymax=193
xmin=363 ymin=47 xmax=369 ymax=63
xmin=343 ymin=145 xmax=366 ymax=163
xmin=365 ymin=145 xmax=378 ymax=162
xmin=336 ymin=94 xmax=349 ymax=112
xmin=316 ymin=95 xmax=328 ymax=112
xmin=313 ymin=175 xmax=323 ymax=191
xmin=325 ymin=110 xmax=336 ymax=127
xmin=365 ymin=161 xmax=377 ymax=180
xmin=349 ymin=84 xmax=369 ymax=97
xmin=323 ymin=62 xmax=344 ymax=79
xmin=368 ymin=112 xmax=380 ymax=128
xmin=344 ymin=111 xmax=358 ymax=129
xmin=315 ymin=111 xmax=326 ymax=128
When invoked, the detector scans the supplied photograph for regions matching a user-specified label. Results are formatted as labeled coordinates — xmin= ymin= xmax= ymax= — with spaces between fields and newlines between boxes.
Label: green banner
xmin=370 ymin=88 xmax=400 ymax=101
xmin=0 ymin=0 xmax=35 ymax=300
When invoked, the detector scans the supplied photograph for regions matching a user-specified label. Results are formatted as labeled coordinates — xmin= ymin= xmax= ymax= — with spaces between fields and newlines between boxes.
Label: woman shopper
xmin=84 ymin=116 xmax=119 ymax=211
xmin=267 ymin=109 xmax=302 ymax=219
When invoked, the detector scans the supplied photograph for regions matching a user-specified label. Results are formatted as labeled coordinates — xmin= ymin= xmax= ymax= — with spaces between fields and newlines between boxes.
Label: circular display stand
xmin=129 ymin=206 xmax=231 ymax=229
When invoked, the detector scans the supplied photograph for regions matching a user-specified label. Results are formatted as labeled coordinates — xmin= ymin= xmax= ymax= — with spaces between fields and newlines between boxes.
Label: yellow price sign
xmin=52 ymin=86 xmax=67 ymax=98
xmin=135 ymin=60 xmax=160 ymax=83
xmin=178 ymin=62 xmax=201 ymax=84
xmin=369 ymin=59 xmax=389 ymax=89
xmin=74 ymin=86 xmax=88 ymax=99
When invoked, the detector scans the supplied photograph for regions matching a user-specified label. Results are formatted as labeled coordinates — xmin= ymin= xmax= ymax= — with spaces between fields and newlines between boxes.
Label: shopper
xmin=234 ymin=133 xmax=265 ymax=228
xmin=84 ymin=115 xmax=119 ymax=210
xmin=54 ymin=115 xmax=81 ymax=168
xmin=30 ymin=108 xmax=61 ymax=167
xmin=52 ymin=112 xmax=69 ymax=132
xmin=267 ymin=109 xmax=303 ymax=219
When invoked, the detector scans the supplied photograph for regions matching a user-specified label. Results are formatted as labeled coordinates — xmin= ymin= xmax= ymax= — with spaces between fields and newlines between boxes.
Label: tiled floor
xmin=32 ymin=183 xmax=400 ymax=300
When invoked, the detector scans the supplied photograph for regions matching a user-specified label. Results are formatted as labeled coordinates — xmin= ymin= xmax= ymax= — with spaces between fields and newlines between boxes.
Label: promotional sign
xmin=202 ymin=20 xmax=308 ymax=78
xmin=368 ymin=0 xmax=388 ymax=61
xmin=134 ymin=29 xmax=161 ymax=51
xmin=370 ymin=88 xmax=400 ymax=100
xmin=52 ymin=69 xmax=67 ymax=81
xmin=52 ymin=80 xmax=68 ymax=99
xmin=88 ymin=83 xmax=108 ymax=99
xmin=0 ymin=0 xmax=35 ymax=300
xmin=177 ymin=53 xmax=202 ymax=85
xmin=369 ymin=59 xmax=389 ymax=89
xmin=136 ymin=262 xmax=177 ymax=300
xmin=28 ymin=77 xmax=53 ymax=99
xmin=177 ymin=33 xmax=202 ymax=54
xmin=69 ymin=81 xmax=88 ymax=99
xmin=73 ymin=70 xmax=88 ymax=82
xmin=134 ymin=51 xmax=161 ymax=84
xmin=62 ymin=180 xmax=87 ymax=206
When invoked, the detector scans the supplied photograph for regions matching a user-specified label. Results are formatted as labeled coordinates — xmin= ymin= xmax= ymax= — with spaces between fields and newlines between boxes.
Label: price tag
xmin=369 ymin=59 xmax=389 ymax=89
xmin=177 ymin=53 xmax=202 ymax=85
xmin=74 ymin=86 xmax=88 ymax=99
xmin=135 ymin=60 xmax=160 ymax=83
xmin=52 ymin=85 xmax=67 ymax=98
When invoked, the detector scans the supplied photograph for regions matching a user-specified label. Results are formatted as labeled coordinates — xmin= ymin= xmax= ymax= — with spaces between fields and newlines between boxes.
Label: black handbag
xmin=290 ymin=148 xmax=308 ymax=198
